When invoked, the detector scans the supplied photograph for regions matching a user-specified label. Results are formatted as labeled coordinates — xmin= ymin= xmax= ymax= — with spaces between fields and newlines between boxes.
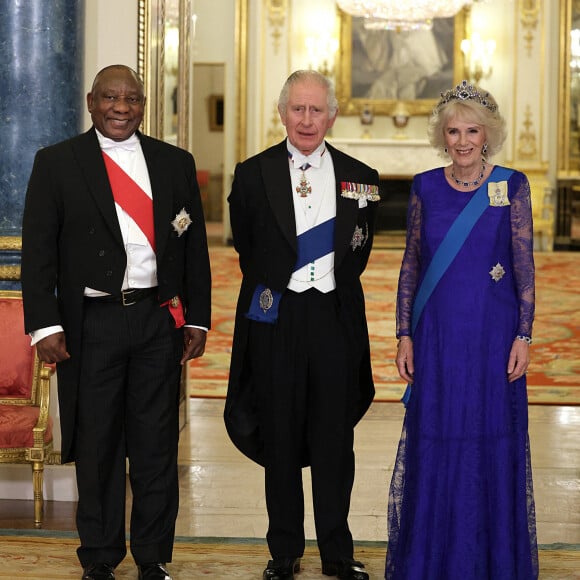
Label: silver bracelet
xmin=516 ymin=335 xmax=532 ymax=345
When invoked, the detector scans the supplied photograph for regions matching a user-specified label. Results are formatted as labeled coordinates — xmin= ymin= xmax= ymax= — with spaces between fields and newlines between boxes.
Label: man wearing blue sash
xmin=225 ymin=70 xmax=380 ymax=580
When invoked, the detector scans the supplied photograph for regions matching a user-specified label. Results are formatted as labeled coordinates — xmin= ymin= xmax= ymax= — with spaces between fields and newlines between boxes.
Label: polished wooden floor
xmin=1 ymin=398 xmax=579 ymax=550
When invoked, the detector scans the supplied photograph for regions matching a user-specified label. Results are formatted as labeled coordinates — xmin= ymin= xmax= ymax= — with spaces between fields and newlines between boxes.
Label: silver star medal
xmin=489 ymin=262 xmax=505 ymax=282
xmin=171 ymin=207 xmax=192 ymax=237
xmin=350 ymin=225 xmax=366 ymax=251
xmin=259 ymin=288 xmax=274 ymax=313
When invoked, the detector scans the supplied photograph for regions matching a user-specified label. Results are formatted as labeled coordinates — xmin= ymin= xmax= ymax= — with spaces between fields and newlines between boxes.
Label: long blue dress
xmin=386 ymin=167 xmax=538 ymax=580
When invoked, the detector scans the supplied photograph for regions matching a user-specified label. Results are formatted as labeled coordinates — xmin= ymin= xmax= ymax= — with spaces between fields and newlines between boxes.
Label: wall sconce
xmin=392 ymin=101 xmax=410 ymax=140
xmin=359 ymin=103 xmax=374 ymax=139
xmin=305 ymin=33 xmax=339 ymax=78
xmin=461 ymin=32 xmax=496 ymax=84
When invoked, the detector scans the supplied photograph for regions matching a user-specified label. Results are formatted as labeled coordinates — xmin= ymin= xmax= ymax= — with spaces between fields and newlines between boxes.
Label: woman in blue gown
xmin=385 ymin=81 xmax=538 ymax=580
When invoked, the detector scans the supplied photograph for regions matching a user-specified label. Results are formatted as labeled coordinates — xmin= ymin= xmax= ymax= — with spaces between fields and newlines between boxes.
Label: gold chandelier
xmin=336 ymin=0 xmax=474 ymax=31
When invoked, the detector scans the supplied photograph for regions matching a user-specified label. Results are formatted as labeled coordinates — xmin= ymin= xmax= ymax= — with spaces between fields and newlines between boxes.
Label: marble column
xmin=0 ymin=0 xmax=85 ymax=287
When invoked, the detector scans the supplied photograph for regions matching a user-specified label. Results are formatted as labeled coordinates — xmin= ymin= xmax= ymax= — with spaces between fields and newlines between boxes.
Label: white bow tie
xmin=100 ymin=134 xmax=140 ymax=152
xmin=290 ymin=149 xmax=324 ymax=170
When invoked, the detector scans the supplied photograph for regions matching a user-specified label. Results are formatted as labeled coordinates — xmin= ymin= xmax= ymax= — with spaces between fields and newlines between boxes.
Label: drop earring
xmin=482 ymin=143 xmax=488 ymax=156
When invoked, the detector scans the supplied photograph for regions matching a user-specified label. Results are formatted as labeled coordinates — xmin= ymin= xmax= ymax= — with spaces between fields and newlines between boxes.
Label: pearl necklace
xmin=451 ymin=162 xmax=486 ymax=188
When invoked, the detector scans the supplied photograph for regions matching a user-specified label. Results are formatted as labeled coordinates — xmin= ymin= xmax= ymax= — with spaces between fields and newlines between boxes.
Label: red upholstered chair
xmin=0 ymin=290 xmax=55 ymax=528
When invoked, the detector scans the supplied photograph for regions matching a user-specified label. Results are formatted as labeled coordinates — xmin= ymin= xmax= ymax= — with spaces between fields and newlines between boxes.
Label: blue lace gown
xmin=385 ymin=167 xmax=538 ymax=580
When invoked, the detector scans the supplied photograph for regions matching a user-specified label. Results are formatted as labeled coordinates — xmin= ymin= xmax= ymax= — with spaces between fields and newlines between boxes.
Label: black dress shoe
xmin=137 ymin=563 xmax=172 ymax=579
xmin=263 ymin=557 xmax=301 ymax=580
xmin=322 ymin=558 xmax=369 ymax=580
xmin=81 ymin=563 xmax=115 ymax=580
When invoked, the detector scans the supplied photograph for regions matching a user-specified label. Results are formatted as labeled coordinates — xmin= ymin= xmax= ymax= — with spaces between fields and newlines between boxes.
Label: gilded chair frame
xmin=0 ymin=290 xmax=55 ymax=528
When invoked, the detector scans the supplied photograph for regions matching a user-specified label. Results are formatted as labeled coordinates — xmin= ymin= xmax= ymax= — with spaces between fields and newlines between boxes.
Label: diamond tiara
xmin=436 ymin=80 xmax=498 ymax=113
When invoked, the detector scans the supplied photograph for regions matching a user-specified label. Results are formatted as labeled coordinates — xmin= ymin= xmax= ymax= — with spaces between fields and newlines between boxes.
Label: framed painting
xmin=208 ymin=94 xmax=225 ymax=132
xmin=335 ymin=9 xmax=467 ymax=116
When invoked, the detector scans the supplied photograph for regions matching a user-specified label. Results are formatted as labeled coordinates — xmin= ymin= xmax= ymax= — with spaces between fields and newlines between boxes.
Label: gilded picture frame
xmin=208 ymin=94 xmax=225 ymax=132
xmin=138 ymin=0 xmax=164 ymax=138
xmin=336 ymin=9 xmax=467 ymax=116
xmin=137 ymin=0 xmax=190 ymax=149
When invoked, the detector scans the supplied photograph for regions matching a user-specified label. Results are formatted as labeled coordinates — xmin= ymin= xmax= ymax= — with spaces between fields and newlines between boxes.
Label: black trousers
xmin=248 ymin=289 xmax=358 ymax=562
xmin=74 ymin=296 xmax=182 ymax=567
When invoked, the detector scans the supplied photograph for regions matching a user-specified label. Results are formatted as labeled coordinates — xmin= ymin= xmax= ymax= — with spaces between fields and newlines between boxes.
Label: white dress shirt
xmin=31 ymin=130 xmax=207 ymax=344
xmin=286 ymin=139 xmax=336 ymax=293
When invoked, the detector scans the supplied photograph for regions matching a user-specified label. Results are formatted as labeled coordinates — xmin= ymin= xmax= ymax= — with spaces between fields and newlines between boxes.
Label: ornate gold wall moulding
xmin=236 ymin=0 xmax=248 ymax=163
xmin=266 ymin=0 xmax=287 ymax=54
xmin=177 ymin=0 xmax=191 ymax=150
xmin=137 ymin=0 xmax=189 ymax=148
xmin=138 ymin=0 xmax=165 ymax=139
xmin=266 ymin=102 xmax=286 ymax=148
xmin=519 ymin=0 xmax=540 ymax=57
xmin=517 ymin=104 xmax=538 ymax=160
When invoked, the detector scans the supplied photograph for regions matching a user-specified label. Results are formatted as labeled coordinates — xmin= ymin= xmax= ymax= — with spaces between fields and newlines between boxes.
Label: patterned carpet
xmin=1 ymin=532 xmax=578 ymax=579
xmin=189 ymin=248 xmax=580 ymax=405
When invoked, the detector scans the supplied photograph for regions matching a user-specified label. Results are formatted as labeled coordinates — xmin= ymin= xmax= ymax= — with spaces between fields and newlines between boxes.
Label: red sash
xmin=102 ymin=152 xmax=156 ymax=251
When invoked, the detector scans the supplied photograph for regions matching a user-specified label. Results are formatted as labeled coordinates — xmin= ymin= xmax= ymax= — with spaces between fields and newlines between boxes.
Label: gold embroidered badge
xmin=488 ymin=181 xmax=510 ymax=207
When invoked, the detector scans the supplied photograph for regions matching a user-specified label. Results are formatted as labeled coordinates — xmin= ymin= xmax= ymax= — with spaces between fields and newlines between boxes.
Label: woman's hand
xmin=396 ymin=336 xmax=414 ymax=383
xmin=507 ymin=339 xmax=530 ymax=382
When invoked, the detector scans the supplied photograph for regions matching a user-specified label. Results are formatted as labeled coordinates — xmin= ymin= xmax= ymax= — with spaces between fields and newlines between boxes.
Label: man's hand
xmin=36 ymin=332 xmax=71 ymax=364
xmin=181 ymin=327 xmax=207 ymax=365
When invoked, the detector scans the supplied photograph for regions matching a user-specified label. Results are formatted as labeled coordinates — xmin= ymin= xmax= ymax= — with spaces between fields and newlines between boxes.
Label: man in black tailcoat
xmin=21 ymin=65 xmax=211 ymax=580
xmin=225 ymin=70 xmax=379 ymax=580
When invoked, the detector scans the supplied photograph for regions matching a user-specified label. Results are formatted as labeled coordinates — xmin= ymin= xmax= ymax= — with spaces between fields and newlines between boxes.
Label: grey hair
xmin=428 ymin=91 xmax=507 ymax=160
xmin=278 ymin=70 xmax=338 ymax=119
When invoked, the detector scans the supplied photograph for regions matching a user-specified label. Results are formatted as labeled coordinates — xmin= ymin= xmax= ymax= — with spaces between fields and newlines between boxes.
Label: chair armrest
xmin=31 ymin=358 xmax=55 ymax=448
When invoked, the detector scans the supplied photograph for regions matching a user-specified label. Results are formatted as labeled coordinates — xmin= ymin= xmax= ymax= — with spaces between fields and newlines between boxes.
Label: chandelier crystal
xmin=336 ymin=0 xmax=473 ymax=31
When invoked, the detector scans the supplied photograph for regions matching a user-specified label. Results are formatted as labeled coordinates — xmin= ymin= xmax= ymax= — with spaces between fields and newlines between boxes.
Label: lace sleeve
xmin=396 ymin=181 xmax=422 ymax=338
xmin=510 ymin=172 xmax=535 ymax=338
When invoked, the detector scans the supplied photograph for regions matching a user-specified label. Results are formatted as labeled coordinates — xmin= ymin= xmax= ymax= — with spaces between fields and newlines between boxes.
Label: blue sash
xmin=246 ymin=218 xmax=336 ymax=324
xmin=411 ymin=166 xmax=513 ymax=332
xmin=295 ymin=217 xmax=335 ymax=271
xmin=401 ymin=166 xmax=514 ymax=406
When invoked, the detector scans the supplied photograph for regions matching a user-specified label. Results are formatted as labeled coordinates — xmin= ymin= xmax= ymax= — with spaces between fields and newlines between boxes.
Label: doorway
xmin=191 ymin=63 xmax=225 ymax=232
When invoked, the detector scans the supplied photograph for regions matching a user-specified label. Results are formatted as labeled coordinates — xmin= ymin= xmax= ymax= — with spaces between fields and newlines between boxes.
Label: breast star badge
xmin=489 ymin=262 xmax=506 ymax=282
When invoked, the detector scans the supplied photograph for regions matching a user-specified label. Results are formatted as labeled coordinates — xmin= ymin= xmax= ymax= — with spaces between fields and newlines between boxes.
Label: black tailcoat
xmin=21 ymin=128 xmax=211 ymax=464
xmin=224 ymin=140 xmax=379 ymax=466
